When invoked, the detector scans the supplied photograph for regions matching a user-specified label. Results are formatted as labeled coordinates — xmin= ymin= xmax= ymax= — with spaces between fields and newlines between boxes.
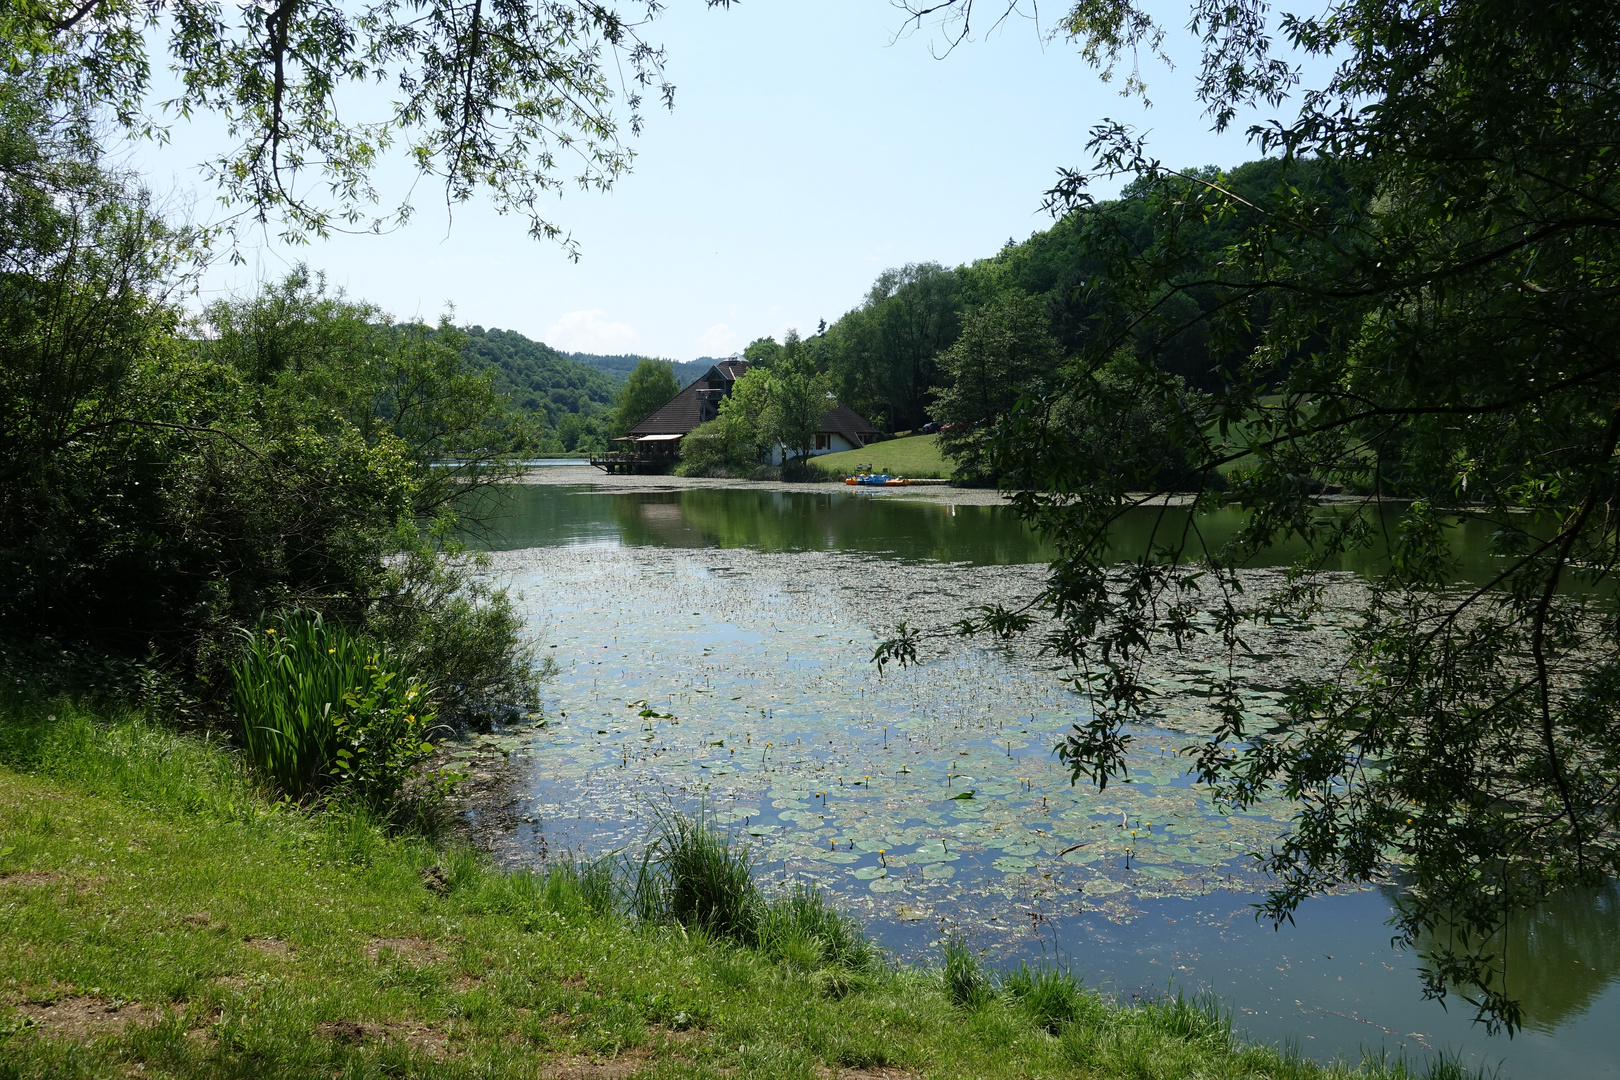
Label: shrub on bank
xmin=232 ymin=610 xmax=441 ymax=810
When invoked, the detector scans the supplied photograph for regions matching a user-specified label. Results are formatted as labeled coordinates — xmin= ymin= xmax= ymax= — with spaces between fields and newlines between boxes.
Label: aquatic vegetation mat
xmin=455 ymin=546 xmax=1371 ymax=953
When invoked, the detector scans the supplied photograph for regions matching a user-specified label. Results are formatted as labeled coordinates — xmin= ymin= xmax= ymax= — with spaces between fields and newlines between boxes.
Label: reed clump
xmin=231 ymin=610 xmax=441 ymax=809
xmin=624 ymin=806 xmax=878 ymax=977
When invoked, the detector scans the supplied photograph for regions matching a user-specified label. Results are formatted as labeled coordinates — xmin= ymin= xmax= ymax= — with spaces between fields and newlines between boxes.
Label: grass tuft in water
xmin=758 ymin=882 xmax=877 ymax=973
xmin=1002 ymin=960 xmax=1095 ymax=1033
xmin=942 ymin=937 xmax=996 ymax=1009
xmin=634 ymin=804 xmax=760 ymax=940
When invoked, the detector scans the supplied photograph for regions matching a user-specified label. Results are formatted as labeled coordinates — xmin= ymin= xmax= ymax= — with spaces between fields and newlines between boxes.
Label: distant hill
xmin=461 ymin=327 xmax=621 ymax=421
xmin=568 ymin=351 xmax=712 ymax=389
xmin=562 ymin=352 xmax=642 ymax=380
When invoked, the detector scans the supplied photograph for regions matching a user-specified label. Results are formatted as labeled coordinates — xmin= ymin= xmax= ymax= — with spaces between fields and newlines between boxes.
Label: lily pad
xmin=992 ymin=856 xmax=1034 ymax=873
xmin=910 ymin=843 xmax=955 ymax=864
xmin=852 ymin=866 xmax=887 ymax=880
xmin=869 ymin=877 xmax=906 ymax=893
xmin=921 ymin=863 xmax=956 ymax=880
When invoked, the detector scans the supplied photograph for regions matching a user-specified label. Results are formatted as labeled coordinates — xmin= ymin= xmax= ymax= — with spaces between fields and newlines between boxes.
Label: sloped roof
xmin=626 ymin=360 xmax=880 ymax=446
xmin=628 ymin=381 xmax=707 ymax=434
xmin=820 ymin=402 xmax=880 ymax=447
xmin=627 ymin=359 xmax=750 ymax=436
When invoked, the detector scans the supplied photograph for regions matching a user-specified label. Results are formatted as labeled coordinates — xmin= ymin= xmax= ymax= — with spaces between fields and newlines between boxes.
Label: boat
xmin=844 ymin=473 xmax=911 ymax=486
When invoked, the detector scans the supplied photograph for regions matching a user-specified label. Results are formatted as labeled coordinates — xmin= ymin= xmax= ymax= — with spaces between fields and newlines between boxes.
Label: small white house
xmin=764 ymin=401 xmax=883 ymax=464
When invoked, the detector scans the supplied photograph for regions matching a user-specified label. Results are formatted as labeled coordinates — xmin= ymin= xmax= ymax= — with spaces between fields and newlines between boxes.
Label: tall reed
xmin=231 ymin=610 xmax=435 ymax=806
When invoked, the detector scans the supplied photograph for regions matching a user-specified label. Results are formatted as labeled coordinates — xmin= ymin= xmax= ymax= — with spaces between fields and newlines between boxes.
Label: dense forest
xmin=459 ymin=328 xmax=712 ymax=453
xmin=739 ymin=156 xmax=1347 ymax=451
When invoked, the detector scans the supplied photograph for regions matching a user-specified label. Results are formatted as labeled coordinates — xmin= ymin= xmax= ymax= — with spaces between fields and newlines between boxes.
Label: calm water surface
xmin=467 ymin=482 xmax=1617 ymax=1078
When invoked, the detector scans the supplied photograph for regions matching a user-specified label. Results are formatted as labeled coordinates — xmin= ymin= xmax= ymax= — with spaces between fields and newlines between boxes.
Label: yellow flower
xmin=266 ymin=628 xmax=277 ymax=635
xmin=328 ymin=648 xmax=335 ymax=654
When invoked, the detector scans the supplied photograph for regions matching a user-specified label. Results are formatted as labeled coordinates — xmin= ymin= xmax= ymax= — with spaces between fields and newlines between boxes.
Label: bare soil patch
xmin=317 ymin=1018 xmax=452 ymax=1057
xmin=15 ymin=996 xmax=174 ymax=1040
xmin=180 ymin=911 xmax=232 ymax=933
xmin=540 ymin=1048 xmax=655 ymax=1080
xmin=366 ymin=936 xmax=449 ymax=965
xmin=243 ymin=937 xmax=293 ymax=958
xmin=816 ymin=1069 xmax=919 ymax=1080
xmin=0 ymin=871 xmax=62 ymax=888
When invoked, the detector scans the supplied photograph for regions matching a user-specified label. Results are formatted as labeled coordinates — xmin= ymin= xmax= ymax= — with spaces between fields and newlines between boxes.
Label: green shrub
xmin=367 ymin=538 xmax=539 ymax=728
xmin=231 ymin=610 xmax=437 ymax=808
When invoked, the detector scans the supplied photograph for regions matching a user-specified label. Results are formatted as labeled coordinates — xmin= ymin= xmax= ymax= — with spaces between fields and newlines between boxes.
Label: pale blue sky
xmin=134 ymin=1 xmax=1311 ymax=360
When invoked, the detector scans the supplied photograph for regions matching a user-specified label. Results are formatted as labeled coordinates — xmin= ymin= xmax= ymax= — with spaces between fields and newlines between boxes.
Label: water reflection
xmin=483 ymin=484 xmax=1053 ymax=564
xmin=477 ymin=483 xmax=1528 ymax=581
xmin=1404 ymin=883 xmax=1620 ymax=1032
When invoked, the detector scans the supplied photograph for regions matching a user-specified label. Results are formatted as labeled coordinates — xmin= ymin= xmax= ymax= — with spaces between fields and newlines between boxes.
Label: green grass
xmin=814 ymin=433 xmax=955 ymax=480
xmin=0 ymin=697 xmax=1472 ymax=1079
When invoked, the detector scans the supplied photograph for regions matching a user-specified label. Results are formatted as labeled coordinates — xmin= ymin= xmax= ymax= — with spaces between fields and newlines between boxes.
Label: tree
xmin=884 ymin=0 xmax=1620 ymax=1030
xmin=765 ymin=361 xmax=833 ymax=465
xmin=611 ymin=357 xmax=679 ymax=436
xmin=2 ymin=0 xmax=732 ymax=252
xmin=825 ymin=263 xmax=962 ymax=431
xmin=0 ymin=85 xmax=534 ymax=717
xmin=933 ymin=293 xmax=1063 ymax=479
xmin=743 ymin=336 xmax=783 ymax=366
xmin=679 ymin=367 xmax=771 ymax=476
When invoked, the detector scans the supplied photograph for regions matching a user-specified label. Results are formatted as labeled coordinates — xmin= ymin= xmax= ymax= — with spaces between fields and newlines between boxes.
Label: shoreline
xmin=514 ymin=463 xmax=1018 ymax=506
xmin=514 ymin=464 xmax=1404 ymax=511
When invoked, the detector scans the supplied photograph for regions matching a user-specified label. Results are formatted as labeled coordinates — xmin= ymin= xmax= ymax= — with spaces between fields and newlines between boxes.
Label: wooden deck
xmin=589 ymin=451 xmax=676 ymax=475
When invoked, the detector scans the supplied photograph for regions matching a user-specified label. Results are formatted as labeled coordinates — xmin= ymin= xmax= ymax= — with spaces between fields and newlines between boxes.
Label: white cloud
xmin=694 ymin=322 xmax=740 ymax=355
xmin=543 ymin=309 xmax=640 ymax=353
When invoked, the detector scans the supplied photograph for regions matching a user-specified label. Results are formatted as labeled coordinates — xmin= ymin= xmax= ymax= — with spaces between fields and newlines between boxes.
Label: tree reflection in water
xmin=1400 ymin=882 xmax=1620 ymax=1032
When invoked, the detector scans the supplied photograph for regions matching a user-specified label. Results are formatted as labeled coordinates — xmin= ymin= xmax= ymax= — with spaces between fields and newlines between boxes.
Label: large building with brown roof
xmin=594 ymin=358 xmax=880 ymax=472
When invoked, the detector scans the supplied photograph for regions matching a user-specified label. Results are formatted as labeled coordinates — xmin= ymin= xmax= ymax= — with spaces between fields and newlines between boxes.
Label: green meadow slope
xmin=815 ymin=434 xmax=955 ymax=479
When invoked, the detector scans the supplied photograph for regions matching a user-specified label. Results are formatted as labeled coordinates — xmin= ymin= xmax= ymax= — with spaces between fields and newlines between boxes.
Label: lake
xmin=460 ymin=476 xmax=1618 ymax=1078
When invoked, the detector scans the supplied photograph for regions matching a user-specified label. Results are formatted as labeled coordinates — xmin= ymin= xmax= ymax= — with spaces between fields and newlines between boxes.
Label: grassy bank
xmin=815 ymin=434 xmax=954 ymax=480
xmin=0 ymin=700 xmax=1469 ymax=1080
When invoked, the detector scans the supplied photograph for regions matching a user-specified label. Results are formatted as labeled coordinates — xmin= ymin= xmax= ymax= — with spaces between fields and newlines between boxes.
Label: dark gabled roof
xmin=627 ymin=381 xmax=706 ymax=434
xmin=628 ymin=358 xmax=752 ymax=436
xmin=820 ymin=402 xmax=880 ymax=448
xmin=625 ymin=360 xmax=881 ymax=447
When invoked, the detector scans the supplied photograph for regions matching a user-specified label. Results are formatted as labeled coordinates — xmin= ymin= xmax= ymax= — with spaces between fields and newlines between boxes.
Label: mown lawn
xmin=0 ymin=702 xmax=1466 ymax=1079
xmin=815 ymin=434 xmax=955 ymax=480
